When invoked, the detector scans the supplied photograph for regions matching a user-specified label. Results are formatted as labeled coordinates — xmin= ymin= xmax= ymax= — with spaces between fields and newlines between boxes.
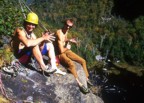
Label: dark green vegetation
xmin=1 ymin=0 xmax=144 ymax=71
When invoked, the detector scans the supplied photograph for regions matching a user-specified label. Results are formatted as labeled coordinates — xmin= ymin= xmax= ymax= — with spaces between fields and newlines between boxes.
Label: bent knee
xmin=67 ymin=60 xmax=75 ymax=68
xmin=47 ymin=43 xmax=54 ymax=49
xmin=81 ymin=58 xmax=86 ymax=64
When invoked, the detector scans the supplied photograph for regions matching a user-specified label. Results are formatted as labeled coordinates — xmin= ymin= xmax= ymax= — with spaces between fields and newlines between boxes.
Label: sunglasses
xmin=66 ymin=24 xmax=73 ymax=29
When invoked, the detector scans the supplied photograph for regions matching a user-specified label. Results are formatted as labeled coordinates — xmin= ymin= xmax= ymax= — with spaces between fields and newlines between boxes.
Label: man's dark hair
xmin=65 ymin=19 xmax=74 ymax=25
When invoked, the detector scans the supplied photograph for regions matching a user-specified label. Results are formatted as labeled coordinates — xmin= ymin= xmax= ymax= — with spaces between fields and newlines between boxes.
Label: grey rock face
xmin=2 ymin=62 xmax=104 ymax=103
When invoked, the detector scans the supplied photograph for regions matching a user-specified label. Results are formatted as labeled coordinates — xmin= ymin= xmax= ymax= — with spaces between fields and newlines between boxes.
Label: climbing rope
xmin=0 ymin=72 xmax=16 ymax=103
xmin=0 ymin=73 xmax=8 ymax=98
xmin=19 ymin=0 xmax=26 ymax=19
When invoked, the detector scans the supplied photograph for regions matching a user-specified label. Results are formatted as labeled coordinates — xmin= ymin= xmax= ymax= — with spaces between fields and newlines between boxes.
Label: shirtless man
xmin=12 ymin=12 xmax=56 ymax=73
xmin=54 ymin=19 xmax=93 ymax=94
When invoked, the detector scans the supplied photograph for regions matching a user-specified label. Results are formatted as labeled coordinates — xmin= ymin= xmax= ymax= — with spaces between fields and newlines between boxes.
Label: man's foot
xmin=79 ymin=85 xmax=89 ymax=94
xmin=87 ymin=79 xmax=94 ymax=87
xmin=54 ymin=68 xmax=66 ymax=75
xmin=43 ymin=67 xmax=57 ymax=74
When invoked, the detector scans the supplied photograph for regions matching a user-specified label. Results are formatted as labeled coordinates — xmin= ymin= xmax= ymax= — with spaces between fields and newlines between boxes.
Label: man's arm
xmin=17 ymin=28 xmax=54 ymax=47
xmin=65 ymin=36 xmax=77 ymax=44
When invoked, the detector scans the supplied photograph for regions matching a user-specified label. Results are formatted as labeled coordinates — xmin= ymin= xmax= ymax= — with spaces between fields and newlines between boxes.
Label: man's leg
xmin=65 ymin=50 xmax=89 ymax=78
xmin=59 ymin=53 xmax=78 ymax=78
xmin=47 ymin=43 xmax=66 ymax=75
xmin=32 ymin=45 xmax=46 ymax=69
xmin=32 ymin=45 xmax=56 ymax=73
xmin=47 ymin=43 xmax=57 ymax=69
xmin=59 ymin=51 xmax=89 ymax=93
xmin=66 ymin=50 xmax=93 ymax=86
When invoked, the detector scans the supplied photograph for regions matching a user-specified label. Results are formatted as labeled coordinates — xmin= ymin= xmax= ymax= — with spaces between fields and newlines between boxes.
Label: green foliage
xmin=0 ymin=0 xmax=24 ymax=36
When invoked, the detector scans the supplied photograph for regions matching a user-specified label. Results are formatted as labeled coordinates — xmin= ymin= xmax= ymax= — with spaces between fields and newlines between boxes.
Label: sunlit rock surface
xmin=2 ymin=62 xmax=104 ymax=103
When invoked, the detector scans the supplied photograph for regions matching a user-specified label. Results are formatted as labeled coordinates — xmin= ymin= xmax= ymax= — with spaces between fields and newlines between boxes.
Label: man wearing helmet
xmin=12 ymin=12 xmax=56 ymax=73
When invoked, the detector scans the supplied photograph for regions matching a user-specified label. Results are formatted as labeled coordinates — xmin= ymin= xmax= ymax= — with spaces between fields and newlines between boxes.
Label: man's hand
xmin=66 ymin=42 xmax=71 ymax=49
xmin=69 ymin=38 xmax=77 ymax=44
xmin=42 ymin=32 xmax=55 ymax=42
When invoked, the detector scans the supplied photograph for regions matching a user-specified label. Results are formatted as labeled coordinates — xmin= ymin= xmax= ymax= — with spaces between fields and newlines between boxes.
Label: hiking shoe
xmin=87 ymin=79 xmax=94 ymax=87
xmin=54 ymin=68 xmax=66 ymax=75
xmin=43 ymin=67 xmax=57 ymax=74
xmin=79 ymin=85 xmax=89 ymax=94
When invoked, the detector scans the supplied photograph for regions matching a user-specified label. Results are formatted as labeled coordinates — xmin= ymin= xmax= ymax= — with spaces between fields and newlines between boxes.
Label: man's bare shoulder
xmin=16 ymin=27 xmax=24 ymax=32
xmin=56 ymin=29 xmax=62 ymax=35
xmin=14 ymin=27 xmax=25 ymax=36
xmin=56 ymin=29 xmax=63 ymax=36
xmin=14 ymin=27 xmax=22 ymax=33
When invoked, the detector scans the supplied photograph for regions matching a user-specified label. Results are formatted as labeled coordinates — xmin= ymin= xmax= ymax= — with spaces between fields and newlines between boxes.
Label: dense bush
xmin=0 ymin=0 xmax=24 ymax=36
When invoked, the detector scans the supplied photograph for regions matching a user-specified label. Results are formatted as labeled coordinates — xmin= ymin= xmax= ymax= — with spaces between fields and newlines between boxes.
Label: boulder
xmin=1 ymin=62 xmax=104 ymax=103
